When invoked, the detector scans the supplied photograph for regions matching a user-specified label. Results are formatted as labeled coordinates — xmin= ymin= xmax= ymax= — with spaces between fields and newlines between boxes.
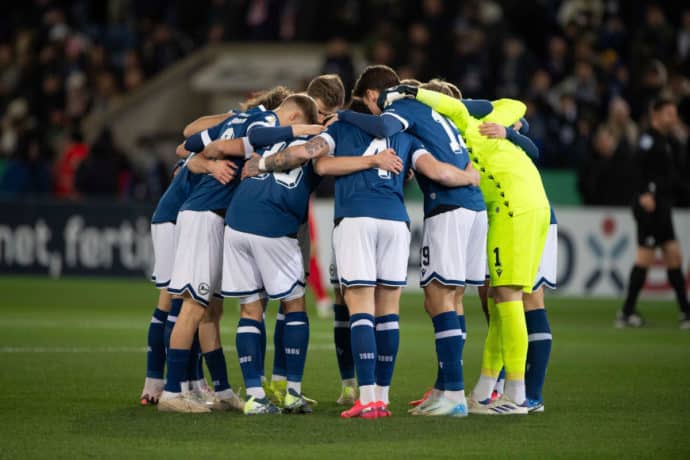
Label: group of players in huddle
xmin=139 ymin=64 xmax=555 ymax=418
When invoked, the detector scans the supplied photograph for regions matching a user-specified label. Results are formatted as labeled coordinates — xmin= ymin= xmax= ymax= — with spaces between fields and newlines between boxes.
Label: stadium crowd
xmin=0 ymin=0 xmax=689 ymax=206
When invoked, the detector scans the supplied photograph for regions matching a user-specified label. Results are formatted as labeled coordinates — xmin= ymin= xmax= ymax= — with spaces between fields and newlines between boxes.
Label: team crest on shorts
xmin=198 ymin=283 xmax=210 ymax=296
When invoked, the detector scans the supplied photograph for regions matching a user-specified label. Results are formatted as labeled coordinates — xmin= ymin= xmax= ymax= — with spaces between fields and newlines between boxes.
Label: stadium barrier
xmin=311 ymin=202 xmax=690 ymax=298
xmin=0 ymin=198 xmax=153 ymax=277
xmin=1 ymin=198 xmax=687 ymax=297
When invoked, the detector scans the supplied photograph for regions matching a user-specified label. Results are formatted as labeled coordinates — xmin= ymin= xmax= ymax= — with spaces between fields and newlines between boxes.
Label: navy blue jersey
xmin=383 ymin=99 xmax=485 ymax=216
xmin=151 ymin=154 xmax=202 ymax=224
xmin=180 ymin=110 xmax=279 ymax=213
xmin=321 ymin=121 xmax=425 ymax=223
xmin=227 ymin=136 xmax=321 ymax=238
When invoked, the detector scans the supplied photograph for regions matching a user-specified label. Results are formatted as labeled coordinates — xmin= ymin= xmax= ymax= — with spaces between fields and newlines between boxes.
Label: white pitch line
xmin=0 ymin=344 xmax=335 ymax=353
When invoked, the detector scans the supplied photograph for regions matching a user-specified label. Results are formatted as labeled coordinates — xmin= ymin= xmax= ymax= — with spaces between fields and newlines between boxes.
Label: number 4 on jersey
xmin=362 ymin=138 xmax=392 ymax=179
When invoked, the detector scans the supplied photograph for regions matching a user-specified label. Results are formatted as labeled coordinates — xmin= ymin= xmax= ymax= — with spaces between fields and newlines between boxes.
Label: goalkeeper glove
xmin=377 ymin=85 xmax=418 ymax=110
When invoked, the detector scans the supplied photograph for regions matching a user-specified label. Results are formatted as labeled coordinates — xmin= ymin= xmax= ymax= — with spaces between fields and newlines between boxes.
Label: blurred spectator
xmin=603 ymin=97 xmax=638 ymax=151
xmin=54 ymin=130 xmax=88 ymax=199
xmin=0 ymin=97 xmax=53 ymax=195
xmin=550 ymin=60 xmax=601 ymax=113
xmin=75 ymin=128 xmax=131 ymax=197
xmin=632 ymin=60 xmax=667 ymax=119
xmin=678 ymin=9 xmax=690 ymax=75
xmin=578 ymin=125 xmax=634 ymax=205
xmin=632 ymin=4 xmax=676 ymax=67
xmin=0 ymin=0 xmax=688 ymax=203
xmin=544 ymin=36 xmax=571 ymax=85
xmin=597 ymin=13 xmax=628 ymax=58
xmin=544 ymin=93 xmax=590 ymax=168
xmin=320 ymin=38 xmax=355 ymax=101
xmin=404 ymin=22 xmax=434 ymax=81
xmin=495 ymin=36 xmax=536 ymax=98
xmin=557 ymin=0 xmax=604 ymax=31
xmin=450 ymin=27 xmax=490 ymax=98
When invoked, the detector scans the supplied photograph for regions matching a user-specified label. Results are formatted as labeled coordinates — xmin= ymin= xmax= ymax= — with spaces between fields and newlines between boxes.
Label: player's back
xmin=151 ymin=157 xmax=202 ymax=224
xmin=465 ymin=119 xmax=548 ymax=214
xmin=227 ymin=136 xmax=321 ymax=237
xmin=180 ymin=110 xmax=277 ymax=214
xmin=384 ymin=99 xmax=485 ymax=216
xmin=323 ymin=121 xmax=417 ymax=223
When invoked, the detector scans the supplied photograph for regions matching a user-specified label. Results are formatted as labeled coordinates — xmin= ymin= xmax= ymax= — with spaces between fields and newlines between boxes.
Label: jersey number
xmin=431 ymin=110 xmax=466 ymax=154
xmin=493 ymin=247 xmax=501 ymax=267
xmin=254 ymin=141 xmax=304 ymax=189
xmin=362 ymin=138 xmax=391 ymax=179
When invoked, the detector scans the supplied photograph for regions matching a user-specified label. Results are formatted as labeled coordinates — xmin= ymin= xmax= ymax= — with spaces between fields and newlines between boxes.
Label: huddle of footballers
xmin=139 ymin=65 xmax=556 ymax=418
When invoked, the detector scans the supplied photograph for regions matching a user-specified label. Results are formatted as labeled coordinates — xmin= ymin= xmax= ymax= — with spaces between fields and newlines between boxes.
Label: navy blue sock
xmin=457 ymin=314 xmax=466 ymax=344
xmin=432 ymin=311 xmax=464 ymax=391
xmin=284 ymin=311 xmax=309 ymax=389
xmin=204 ymin=347 xmax=230 ymax=392
xmin=259 ymin=314 xmax=267 ymax=379
xmin=164 ymin=348 xmax=190 ymax=393
xmin=434 ymin=365 xmax=444 ymax=391
xmin=272 ymin=305 xmax=287 ymax=378
xmin=146 ymin=307 xmax=168 ymax=379
xmin=163 ymin=298 xmax=183 ymax=351
xmin=525 ymin=309 xmax=552 ymax=401
xmin=350 ymin=313 xmax=377 ymax=387
xmin=236 ymin=318 xmax=263 ymax=395
xmin=187 ymin=330 xmax=203 ymax=382
xmin=458 ymin=313 xmax=466 ymax=381
xmin=333 ymin=304 xmax=354 ymax=380
xmin=374 ymin=314 xmax=399 ymax=387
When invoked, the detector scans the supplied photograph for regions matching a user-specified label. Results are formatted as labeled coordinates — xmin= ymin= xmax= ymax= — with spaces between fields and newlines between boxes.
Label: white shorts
xmin=221 ymin=226 xmax=305 ymax=303
xmin=333 ymin=217 xmax=410 ymax=287
xmin=150 ymin=222 xmax=176 ymax=288
xmin=533 ymin=224 xmax=558 ymax=290
xmin=420 ymin=208 xmax=487 ymax=287
xmin=167 ymin=210 xmax=224 ymax=306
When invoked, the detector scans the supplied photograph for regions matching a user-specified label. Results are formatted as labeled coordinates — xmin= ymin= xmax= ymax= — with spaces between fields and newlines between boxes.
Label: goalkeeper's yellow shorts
xmin=486 ymin=206 xmax=550 ymax=293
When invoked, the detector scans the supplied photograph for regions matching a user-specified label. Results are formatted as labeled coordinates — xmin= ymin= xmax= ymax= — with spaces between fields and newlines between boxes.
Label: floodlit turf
xmin=1 ymin=277 xmax=689 ymax=459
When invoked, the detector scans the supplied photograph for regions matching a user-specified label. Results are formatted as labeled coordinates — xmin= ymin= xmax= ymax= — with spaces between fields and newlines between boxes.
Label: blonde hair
xmin=240 ymin=86 xmax=292 ymax=111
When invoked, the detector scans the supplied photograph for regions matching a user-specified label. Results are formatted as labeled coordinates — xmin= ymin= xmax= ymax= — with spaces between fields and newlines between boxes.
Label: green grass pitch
xmin=1 ymin=276 xmax=689 ymax=459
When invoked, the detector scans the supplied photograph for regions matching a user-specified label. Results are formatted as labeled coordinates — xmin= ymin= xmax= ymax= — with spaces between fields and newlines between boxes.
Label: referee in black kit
xmin=616 ymin=98 xmax=690 ymax=329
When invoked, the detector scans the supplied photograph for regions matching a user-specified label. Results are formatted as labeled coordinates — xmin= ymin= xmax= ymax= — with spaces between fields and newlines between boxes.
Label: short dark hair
xmin=241 ymin=86 xmax=292 ymax=111
xmin=352 ymin=65 xmax=400 ymax=98
xmin=649 ymin=97 xmax=675 ymax=114
xmin=307 ymin=74 xmax=345 ymax=111
xmin=282 ymin=93 xmax=319 ymax=124
xmin=347 ymin=97 xmax=372 ymax=115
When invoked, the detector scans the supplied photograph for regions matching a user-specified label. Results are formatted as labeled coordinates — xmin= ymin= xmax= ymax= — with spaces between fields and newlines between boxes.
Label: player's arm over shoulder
xmin=482 ymin=99 xmax=526 ymax=126
xmin=314 ymin=147 xmax=403 ymax=177
xmin=415 ymin=88 xmax=470 ymax=131
xmin=183 ymin=113 xmax=233 ymax=138
xmin=414 ymin=149 xmax=480 ymax=187
xmin=242 ymin=134 xmax=332 ymax=179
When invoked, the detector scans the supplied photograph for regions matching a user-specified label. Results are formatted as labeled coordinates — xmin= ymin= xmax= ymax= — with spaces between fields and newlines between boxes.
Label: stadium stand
xmin=0 ymin=1 xmax=689 ymax=205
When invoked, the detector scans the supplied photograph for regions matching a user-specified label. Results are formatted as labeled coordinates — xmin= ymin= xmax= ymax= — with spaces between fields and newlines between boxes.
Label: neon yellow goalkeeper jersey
xmin=416 ymin=88 xmax=549 ymax=215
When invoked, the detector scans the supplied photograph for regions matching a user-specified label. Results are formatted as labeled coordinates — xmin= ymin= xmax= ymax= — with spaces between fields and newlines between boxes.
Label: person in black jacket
xmin=616 ymin=98 xmax=690 ymax=329
xmin=578 ymin=125 xmax=635 ymax=205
